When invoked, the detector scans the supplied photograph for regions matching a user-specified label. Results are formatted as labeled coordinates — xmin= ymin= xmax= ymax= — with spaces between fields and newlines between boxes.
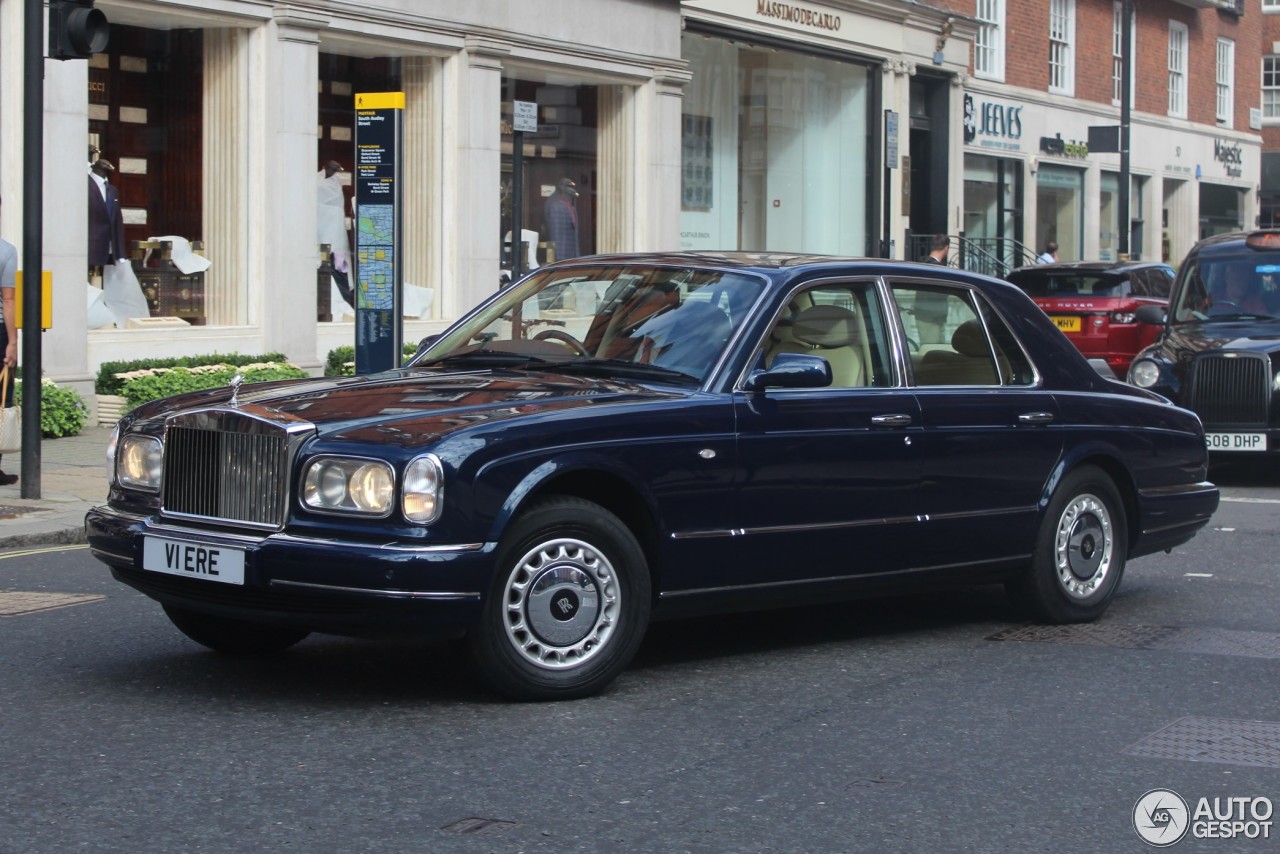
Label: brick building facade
xmin=953 ymin=0 xmax=1261 ymax=269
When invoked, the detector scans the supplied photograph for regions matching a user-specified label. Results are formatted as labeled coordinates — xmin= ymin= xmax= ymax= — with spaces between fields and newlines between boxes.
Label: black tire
xmin=1007 ymin=466 xmax=1127 ymax=623
xmin=468 ymin=496 xmax=651 ymax=701
xmin=162 ymin=605 xmax=310 ymax=655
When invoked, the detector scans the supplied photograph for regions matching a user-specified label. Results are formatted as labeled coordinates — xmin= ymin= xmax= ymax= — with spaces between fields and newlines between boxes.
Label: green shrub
xmin=95 ymin=352 xmax=288 ymax=395
xmin=324 ymin=343 xmax=419 ymax=377
xmin=15 ymin=379 xmax=90 ymax=438
xmin=119 ymin=362 xmax=310 ymax=408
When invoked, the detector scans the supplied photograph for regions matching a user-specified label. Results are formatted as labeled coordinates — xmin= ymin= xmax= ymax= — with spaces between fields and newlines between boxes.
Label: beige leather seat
xmin=769 ymin=304 xmax=866 ymax=387
xmin=916 ymin=320 xmax=997 ymax=385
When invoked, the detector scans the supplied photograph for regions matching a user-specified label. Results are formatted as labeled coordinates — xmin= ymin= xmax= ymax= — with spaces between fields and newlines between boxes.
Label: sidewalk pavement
xmin=0 ymin=425 xmax=113 ymax=549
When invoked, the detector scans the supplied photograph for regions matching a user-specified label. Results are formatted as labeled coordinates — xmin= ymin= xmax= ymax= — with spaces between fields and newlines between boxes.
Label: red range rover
xmin=1005 ymin=261 xmax=1174 ymax=378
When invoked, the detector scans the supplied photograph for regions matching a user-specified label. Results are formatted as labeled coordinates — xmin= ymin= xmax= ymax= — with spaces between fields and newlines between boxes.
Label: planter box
xmin=96 ymin=394 xmax=129 ymax=427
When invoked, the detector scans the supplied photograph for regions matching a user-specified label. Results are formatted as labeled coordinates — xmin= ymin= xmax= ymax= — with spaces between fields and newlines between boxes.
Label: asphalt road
xmin=2 ymin=470 xmax=1278 ymax=853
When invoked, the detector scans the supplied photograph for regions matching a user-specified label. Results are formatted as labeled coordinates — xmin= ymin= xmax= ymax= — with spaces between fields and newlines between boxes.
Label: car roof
xmin=1184 ymin=229 xmax=1280 ymax=258
xmin=1007 ymin=260 xmax=1169 ymax=276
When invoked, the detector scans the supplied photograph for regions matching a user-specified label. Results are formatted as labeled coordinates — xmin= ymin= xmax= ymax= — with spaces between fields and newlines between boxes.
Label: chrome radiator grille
xmin=162 ymin=425 xmax=290 ymax=528
xmin=1187 ymin=353 xmax=1270 ymax=427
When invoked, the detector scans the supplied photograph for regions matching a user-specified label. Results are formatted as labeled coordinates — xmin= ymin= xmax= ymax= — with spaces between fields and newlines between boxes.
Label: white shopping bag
xmin=102 ymin=261 xmax=152 ymax=328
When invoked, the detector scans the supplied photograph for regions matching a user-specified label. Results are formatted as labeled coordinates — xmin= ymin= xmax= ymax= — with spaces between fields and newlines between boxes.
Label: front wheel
xmin=1007 ymin=466 xmax=1127 ymax=623
xmin=468 ymin=496 xmax=651 ymax=701
xmin=163 ymin=605 xmax=310 ymax=654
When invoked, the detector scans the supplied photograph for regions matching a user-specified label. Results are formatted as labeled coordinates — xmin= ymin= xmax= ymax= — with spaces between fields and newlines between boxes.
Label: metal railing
xmin=905 ymin=233 xmax=1038 ymax=279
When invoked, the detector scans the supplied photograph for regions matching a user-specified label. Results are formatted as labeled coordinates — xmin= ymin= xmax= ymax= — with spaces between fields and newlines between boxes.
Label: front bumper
xmin=85 ymin=505 xmax=493 ymax=638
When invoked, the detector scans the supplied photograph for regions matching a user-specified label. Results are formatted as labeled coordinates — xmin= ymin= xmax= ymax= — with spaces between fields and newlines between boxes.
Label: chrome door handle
xmin=871 ymin=414 xmax=913 ymax=427
xmin=1017 ymin=411 xmax=1055 ymax=425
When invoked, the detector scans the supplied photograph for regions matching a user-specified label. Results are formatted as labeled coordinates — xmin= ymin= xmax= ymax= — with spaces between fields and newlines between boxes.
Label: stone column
xmin=596 ymin=84 xmax=633 ymax=254
xmin=248 ymin=8 xmax=326 ymax=371
xmin=40 ymin=36 xmax=92 ymax=390
xmin=634 ymin=67 xmax=688 ymax=252
xmin=441 ymin=38 xmax=507 ymax=319
xmin=403 ymin=57 xmax=438 ymax=319
xmin=203 ymin=28 xmax=250 ymax=326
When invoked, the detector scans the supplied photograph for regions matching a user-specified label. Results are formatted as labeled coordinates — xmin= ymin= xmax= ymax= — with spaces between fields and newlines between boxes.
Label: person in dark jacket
xmin=543 ymin=177 xmax=581 ymax=260
xmin=924 ymin=234 xmax=949 ymax=264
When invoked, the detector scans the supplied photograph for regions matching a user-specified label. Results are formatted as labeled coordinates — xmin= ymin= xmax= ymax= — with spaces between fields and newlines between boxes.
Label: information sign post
xmin=353 ymin=91 xmax=405 ymax=374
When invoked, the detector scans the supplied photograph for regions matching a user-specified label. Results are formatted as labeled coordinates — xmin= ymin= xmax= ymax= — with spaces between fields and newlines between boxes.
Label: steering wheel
xmin=1207 ymin=300 xmax=1242 ymax=315
xmin=534 ymin=329 xmax=590 ymax=356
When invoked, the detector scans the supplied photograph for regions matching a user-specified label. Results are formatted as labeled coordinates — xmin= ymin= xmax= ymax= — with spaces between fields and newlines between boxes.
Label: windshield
xmin=412 ymin=264 xmax=766 ymax=384
xmin=1170 ymin=253 xmax=1280 ymax=322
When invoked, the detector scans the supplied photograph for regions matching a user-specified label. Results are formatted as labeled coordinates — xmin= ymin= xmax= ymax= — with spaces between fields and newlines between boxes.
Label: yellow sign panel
xmin=354 ymin=91 xmax=405 ymax=111
xmin=1051 ymin=316 xmax=1081 ymax=333
xmin=13 ymin=271 xmax=53 ymax=330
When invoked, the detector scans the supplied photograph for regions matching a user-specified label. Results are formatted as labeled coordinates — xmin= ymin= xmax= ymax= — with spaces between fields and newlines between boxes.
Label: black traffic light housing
xmin=48 ymin=0 xmax=109 ymax=61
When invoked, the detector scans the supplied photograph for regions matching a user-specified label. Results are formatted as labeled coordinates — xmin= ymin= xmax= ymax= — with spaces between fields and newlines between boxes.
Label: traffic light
xmin=48 ymin=0 xmax=109 ymax=61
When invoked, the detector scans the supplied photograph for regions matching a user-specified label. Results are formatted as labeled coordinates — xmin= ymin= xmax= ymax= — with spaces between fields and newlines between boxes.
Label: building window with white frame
xmin=1217 ymin=38 xmax=1234 ymax=126
xmin=1168 ymin=22 xmax=1187 ymax=119
xmin=1264 ymin=56 xmax=1280 ymax=119
xmin=975 ymin=0 xmax=1005 ymax=81
xmin=1112 ymin=2 xmax=1134 ymax=106
xmin=1265 ymin=0 xmax=1280 ymax=11
xmin=1049 ymin=0 xmax=1074 ymax=95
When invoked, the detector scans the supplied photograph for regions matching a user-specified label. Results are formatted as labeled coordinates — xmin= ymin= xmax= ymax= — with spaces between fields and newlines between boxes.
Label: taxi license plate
xmin=1206 ymin=432 xmax=1267 ymax=452
xmin=143 ymin=537 xmax=246 ymax=585
xmin=1051 ymin=316 xmax=1081 ymax=333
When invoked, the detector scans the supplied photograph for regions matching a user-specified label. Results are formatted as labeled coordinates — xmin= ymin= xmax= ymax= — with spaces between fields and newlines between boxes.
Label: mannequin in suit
xmin=88 ymin=158 xmax=126 ymax=271
xmin=543 ymin=177 xmax=581 ymax=260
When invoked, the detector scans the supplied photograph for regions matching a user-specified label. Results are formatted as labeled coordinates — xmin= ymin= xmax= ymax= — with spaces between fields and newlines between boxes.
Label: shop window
xmin=498 ymin=78 xmax=600 ymax=277
xmin=680 ymin=32 xmax=872 ymax=256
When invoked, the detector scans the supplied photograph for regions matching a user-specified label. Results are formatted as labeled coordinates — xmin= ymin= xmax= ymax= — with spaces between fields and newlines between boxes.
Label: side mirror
xmin=744 ymin=353 xmax=833 ymax=391
xmin=1134 ymin=304 xmax=1167 ymax=326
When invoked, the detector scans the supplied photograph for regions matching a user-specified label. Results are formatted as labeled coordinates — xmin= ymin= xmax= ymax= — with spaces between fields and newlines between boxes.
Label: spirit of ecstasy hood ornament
xmin=228 ymin=373 xmax=244 ymax=408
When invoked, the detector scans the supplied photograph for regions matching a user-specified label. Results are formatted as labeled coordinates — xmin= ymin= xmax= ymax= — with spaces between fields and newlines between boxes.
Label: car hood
xmin=128 ymin=368 xmax=686 ymax=447
xmin=1163 ymin=319 xmax=1280 ymax=356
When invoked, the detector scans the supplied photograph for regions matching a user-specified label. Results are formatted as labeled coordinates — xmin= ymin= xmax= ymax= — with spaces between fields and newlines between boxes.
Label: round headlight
xmin=349 ymin=463 xmax=393 ymax=513
xmin=117 ymin=434 xmax=163 ymax=491
xmin=1129 ymin=359 xmax=1161 ymax=388
xmin=304 ymin=462 xmax=349 ymax=508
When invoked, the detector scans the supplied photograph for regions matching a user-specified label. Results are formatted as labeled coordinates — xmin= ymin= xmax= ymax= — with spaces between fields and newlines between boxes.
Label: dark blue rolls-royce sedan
xmin=86 ymin=253 xmax=1219 ymax=700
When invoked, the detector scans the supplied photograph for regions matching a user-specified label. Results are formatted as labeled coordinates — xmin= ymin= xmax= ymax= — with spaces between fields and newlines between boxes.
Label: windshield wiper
xmin=420 ymin=350 xmax=555 ymax=368
xmin=546 ymin=358 xmax=701 ymax=384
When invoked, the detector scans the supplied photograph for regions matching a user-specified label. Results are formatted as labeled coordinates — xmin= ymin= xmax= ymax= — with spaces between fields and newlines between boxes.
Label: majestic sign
xmin=1214 ymin=138 xmax=1244 ymax=178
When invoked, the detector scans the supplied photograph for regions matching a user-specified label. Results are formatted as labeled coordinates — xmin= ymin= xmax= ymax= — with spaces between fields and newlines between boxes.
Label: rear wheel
xmin=163 ymin=605 xmax=310 ymax=654
xmin=1008 ymin=466 xmax=1127 ymax=623
xmin=469 ymin=496 xmax=651 ymax=701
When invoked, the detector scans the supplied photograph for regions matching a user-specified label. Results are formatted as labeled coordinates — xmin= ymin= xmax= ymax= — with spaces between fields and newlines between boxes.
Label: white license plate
xmin=143 ymin=537 xmax=246 ymax=585
xmin=1206 ymin=432 xmax=1268 ymax=452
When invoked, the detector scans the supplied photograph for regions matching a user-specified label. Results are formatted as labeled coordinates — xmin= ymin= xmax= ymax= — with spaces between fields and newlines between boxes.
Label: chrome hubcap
xmin=1054 ymin=493 xmax=1113 ymax=598
xmin=502 ymin=537 xmax=619 ymax=670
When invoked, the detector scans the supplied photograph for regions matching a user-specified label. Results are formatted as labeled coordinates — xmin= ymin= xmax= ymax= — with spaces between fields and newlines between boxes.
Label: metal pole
xmin=510 ymin=129 xmax=523 ymax=282
xmin=1118 ymin=0 xmax=1132 ymax=260
xmin=20 ymin=0 xmax=44 ymax=497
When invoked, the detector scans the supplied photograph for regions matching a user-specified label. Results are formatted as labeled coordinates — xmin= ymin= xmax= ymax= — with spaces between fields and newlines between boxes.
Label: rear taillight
xmin=1110 ymin=311 xmax=1136 ymax=324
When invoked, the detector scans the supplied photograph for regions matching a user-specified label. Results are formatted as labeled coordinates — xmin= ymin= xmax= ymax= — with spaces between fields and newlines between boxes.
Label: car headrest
xmin=951 ymin=320 xmax=989 ymax=358
xmin=791 ymin=305 xmax=861 ymax=349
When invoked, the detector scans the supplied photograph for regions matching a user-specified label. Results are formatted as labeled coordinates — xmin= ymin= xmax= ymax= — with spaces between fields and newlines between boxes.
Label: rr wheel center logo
xmin=550 ymin=590 xmax=580 ymax=621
